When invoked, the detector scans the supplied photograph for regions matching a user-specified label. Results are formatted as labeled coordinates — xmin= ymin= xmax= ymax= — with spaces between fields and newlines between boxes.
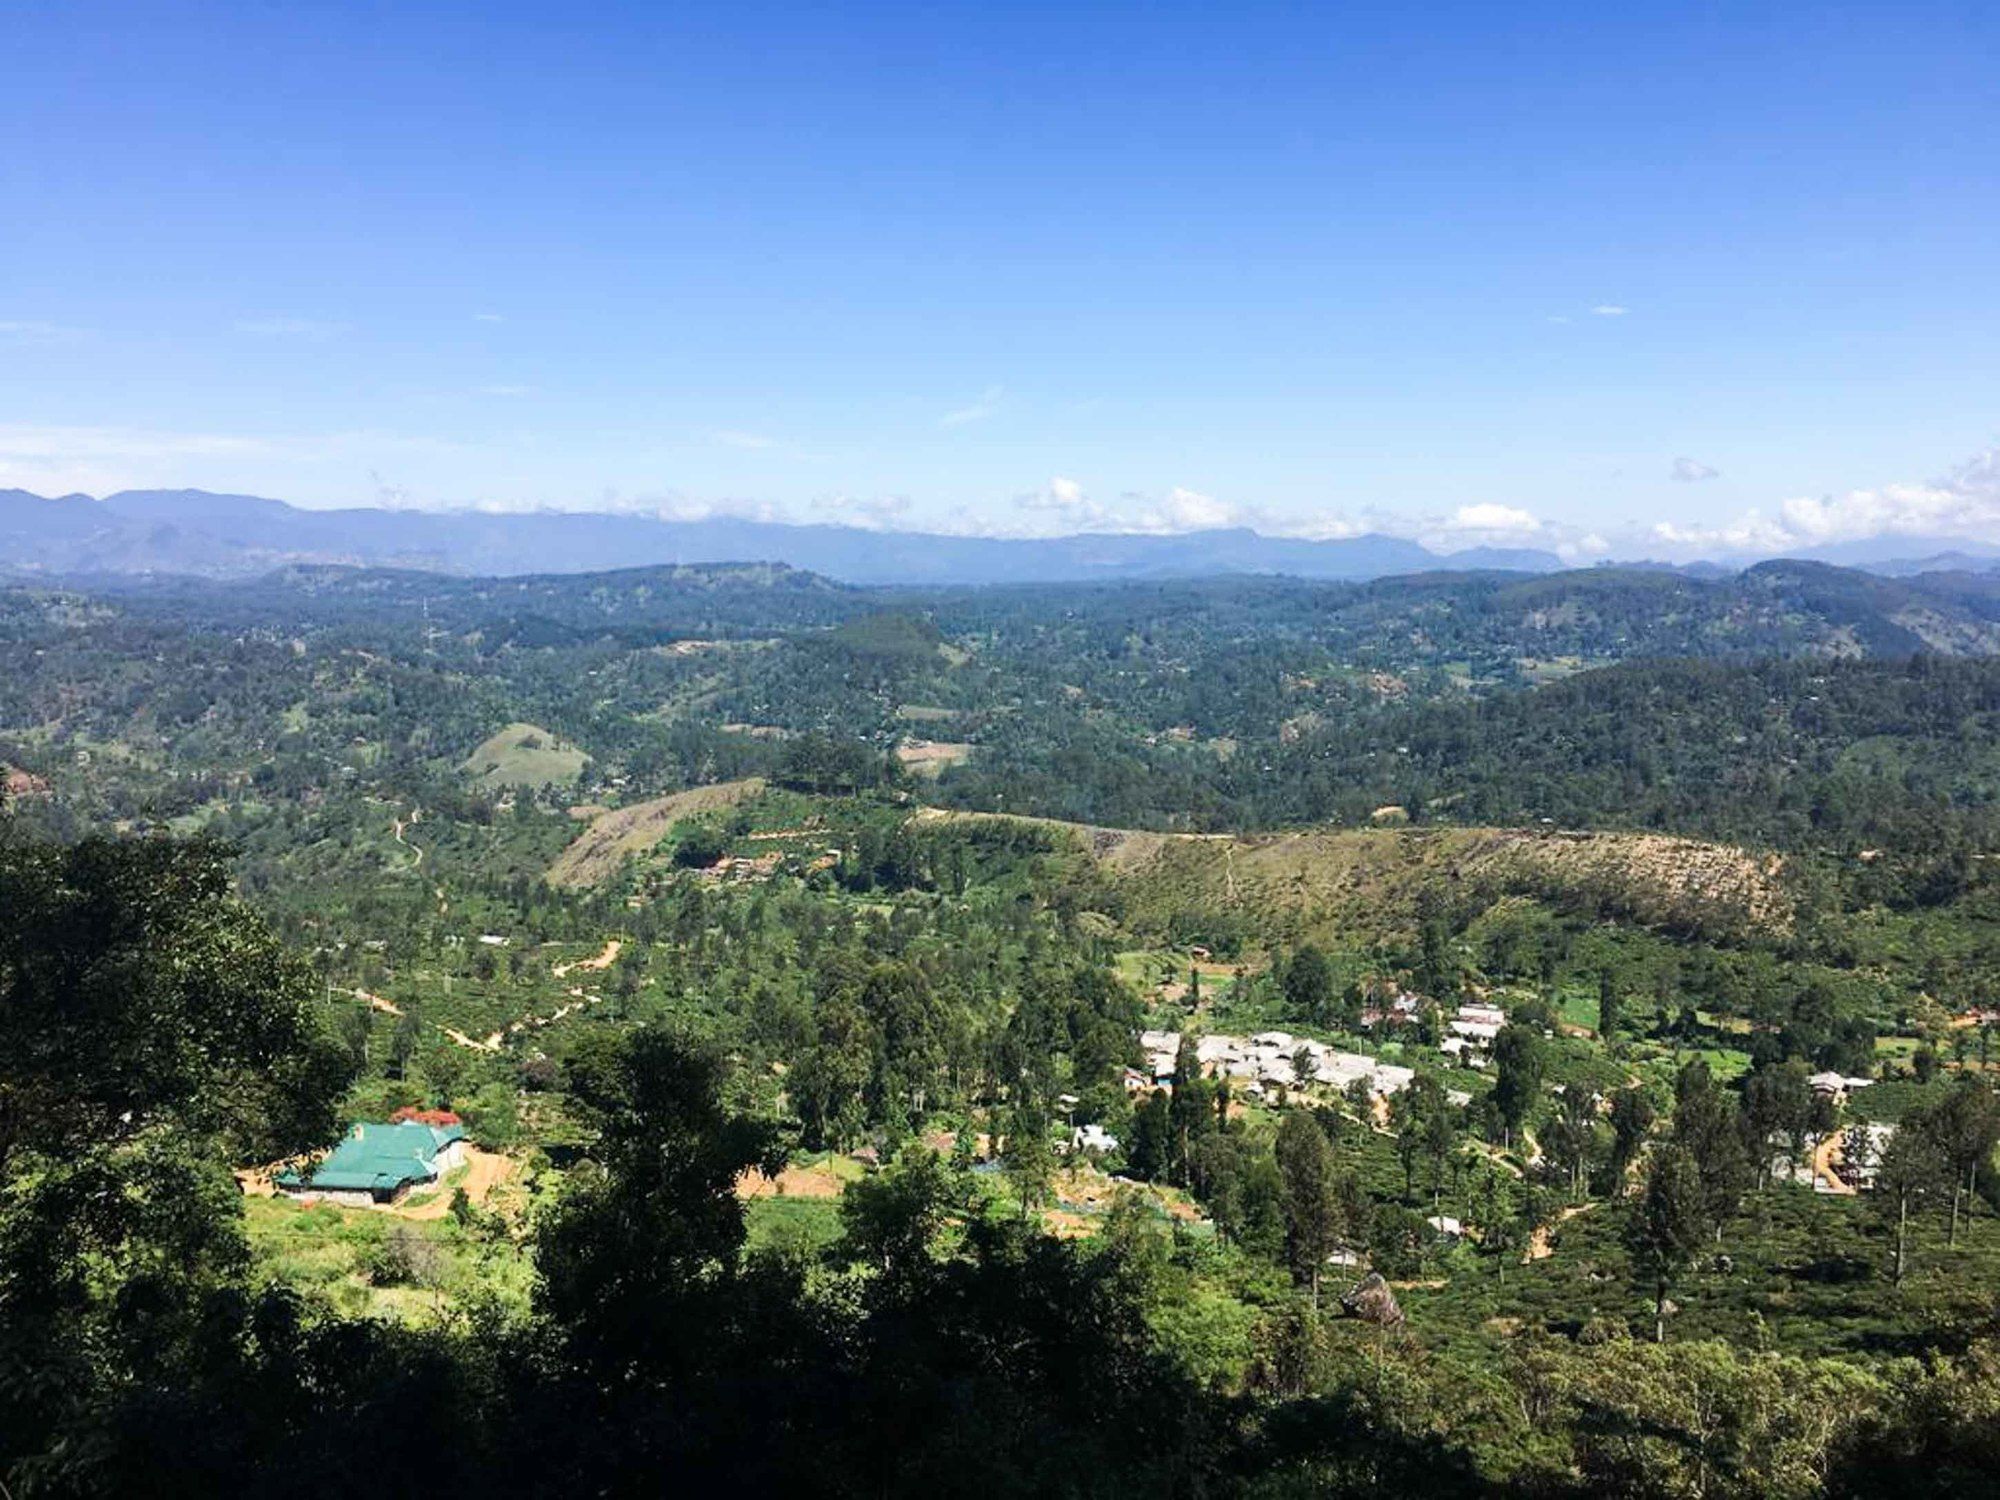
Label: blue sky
xmin=3 ymin=1 xmax=1997 ymax=556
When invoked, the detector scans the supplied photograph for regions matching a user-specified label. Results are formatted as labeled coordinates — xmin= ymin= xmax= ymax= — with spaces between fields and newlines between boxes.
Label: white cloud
xmin=1671 ymin=456 xmax=1720 ymax=483
xmin=1446 ymin=502 xmax=1541 ymax=535
xmin=1590 ymin=304 xmax=1627 ymax=317
xmin=0 ymin=423 xmax=272 ymax=462
xmin=1015 ymin=475 xmax=1110 ymax=532
xmin=0 ymin=422 xmax=465 ymax=500
xmin=1651 ymin=513 xmax=1792 ymax=552
xmin=1154 ymin=485 xmax=1240 ymax=530
xmin=472 ymin=312 xmax=504 ymax=323
xmin=234 ymin=317 xmax=345 ymax=338
xmin=1650 ymin=445 xmax=2000 ymax=555
xmin=368 ymin=469 xmax=413 ymax=508
xmin=712 ymin=429 xmax=776 ymax=450
xmin=0 ymin=320 xmax=89 ymax=345
xmin=811 ymin=493 xmax=911 ymax=529
xmin=1282 ymin=513 xmax=1371 ymax=541
xmin=545 ymin=491 xmax=784 ymax=525
xmin=1776 ymin=477 xmax=1993 ymax=544
xmin=1010 ymin=479 xmax=1253 ymax=535
xmin=1556 ymin=532 xmax=1612 ymax=562
xmin=476 ymin=384 xmax=534 ymax=398
xmin=939 ymin=385 xmax=1004 ymax=428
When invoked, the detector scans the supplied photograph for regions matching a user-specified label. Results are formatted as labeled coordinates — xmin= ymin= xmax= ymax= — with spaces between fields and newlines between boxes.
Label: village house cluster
xmin=1359 ymin=991 xmax=1508 ymax=1068
xmin=1441 ymin=1000 xmax=1505 ymax=1065
xmin=1135 ymin=1029 xmax=1415 ymax=1101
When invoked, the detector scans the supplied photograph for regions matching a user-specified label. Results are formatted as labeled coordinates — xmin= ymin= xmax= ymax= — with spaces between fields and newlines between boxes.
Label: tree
xmin=338 ymin=1004 xmax=374 ymax=1071
xmin=1126 ymin=1089 xmax=1173 ymax=1182
xmin=1275 ymin=1110 xmax=1344 ymax=1306
xmin=388 ymin=1007 xmax=424 ymax=1081
xmin=1392 ymin=1074 xmax=1457 ymax=1210
xmin=536 ymin=1028 xmax=783 ymax=1372
xmin=1416 ymin=894 xmax=1456 ymax=998
xmin=1597 ymin=969 xmax=1624 ymax=1043
xmin=1283 ymin=944 xmax=1334 ymax=1023
xmin=1491 ymin=1024 xmax=1547 ymax=1149
xmin=0 ymin=835 xmax=350 ymax=1173
xmin=0 ymin=835 xmax=352 ymax=1483
xmin=1542 ymin=1087 xmax=1599 ymax=1200
xmin=423 ymin=1041 xmax=468 ymax=1108
xmin=1167 ymin=1034 xmax=1216 ymax=1186
xmin=1934 ymin=1078 xmax=2000 ymax=1247
xmin=1606 ymin=1086 xmax=1656 ymax=1193
xmin=1875 ymin=1110 xmax=1948 ymax=1286
xmin=1005 ymin=1105 xmax=1055 ymax=1220
xmin=840 ymin=1146 xmax=951 ymax=1274
xmin=1206 ymin=1138 xmax=1285 ymax=1261
xmin=1627 ymin=1143 xmax=1707 ymax=1342
xmin=1476 ymin=1165 xmax=1517 ymax=1284
xmin=1671 ymin=1060 xmax=1750 ymax=1240
xmin=1741 ymin=1058 xmax=1814 ymax=1187
xmin=790 ymin=996 xmax=872 ymax=1150
xmin=1292 ymin=1045 xmax=1319 ymax=1090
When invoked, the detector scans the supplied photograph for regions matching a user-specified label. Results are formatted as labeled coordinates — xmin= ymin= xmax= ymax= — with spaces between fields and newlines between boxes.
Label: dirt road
xmin=1526 ymin=1202 xmax=1596 ymax=1262
xmin=395 ymin=1146 xmax=515 ymax=1221
xmin=1812 ymin=1131 xmax=1857 ymax=1196
xmin=552 ymin=939 xmax=622 ymax=978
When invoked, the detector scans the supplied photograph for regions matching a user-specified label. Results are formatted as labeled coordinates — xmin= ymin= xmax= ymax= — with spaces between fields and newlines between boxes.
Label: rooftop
xmin=277 ymin=1120 xmax=465 ymax=1195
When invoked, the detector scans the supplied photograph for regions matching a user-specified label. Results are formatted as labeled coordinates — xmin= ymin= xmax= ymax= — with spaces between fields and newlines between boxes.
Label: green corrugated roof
xmin=278 ymin=1120 xmax=464 ymax=1193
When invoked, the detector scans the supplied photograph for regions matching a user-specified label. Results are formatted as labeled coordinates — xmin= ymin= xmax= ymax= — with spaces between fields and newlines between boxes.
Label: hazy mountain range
xmin=2 ymin=487 xmax=1995 ymax=586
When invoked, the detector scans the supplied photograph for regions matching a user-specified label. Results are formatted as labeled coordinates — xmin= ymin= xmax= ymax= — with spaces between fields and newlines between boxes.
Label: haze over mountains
xmin=2 ymin=487 xmax=1995 ymax=586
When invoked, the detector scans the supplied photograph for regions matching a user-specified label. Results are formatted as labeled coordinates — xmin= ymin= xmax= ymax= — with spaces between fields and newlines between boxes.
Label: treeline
xmin=11 ymin=566 xmax=2000 ymax=858
xmin=939 ymin=655 xmax=2000 ymax=858
xmin=1265 ymin=655 xmax=2000 ymax=853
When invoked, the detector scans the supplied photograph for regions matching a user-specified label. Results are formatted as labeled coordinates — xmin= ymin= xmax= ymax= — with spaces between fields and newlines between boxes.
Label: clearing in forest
xmin=547 ymin=777 xmax=766 ymax=887
xmin=895 ymin=739 xmax=974 ymax=776
xmin=460 ymin=722 xmax=590 ymax=789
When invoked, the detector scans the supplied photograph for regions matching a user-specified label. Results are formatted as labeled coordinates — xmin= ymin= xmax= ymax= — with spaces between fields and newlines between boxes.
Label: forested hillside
xmin=8 ymin=560 xmax=2000 ymax=1496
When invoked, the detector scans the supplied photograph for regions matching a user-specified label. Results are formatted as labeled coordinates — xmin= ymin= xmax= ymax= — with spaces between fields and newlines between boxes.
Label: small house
xmin=276 ymin=1120 xmax=467 ymax=1207
xmin=1069 ymin=1124 xmax=1119 ymax=1155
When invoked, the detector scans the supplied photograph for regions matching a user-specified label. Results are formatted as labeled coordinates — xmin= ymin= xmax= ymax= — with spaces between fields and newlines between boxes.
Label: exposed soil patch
xmin=552 ymin=939 xmax=621 ymax=978
xmin=395 ymin=1147 xmax=515 ymax=1221
xmin=548 ymin=779 xmax=765 ymax=887
xmin=737 ymin=1163 xmax=846 ymax=1200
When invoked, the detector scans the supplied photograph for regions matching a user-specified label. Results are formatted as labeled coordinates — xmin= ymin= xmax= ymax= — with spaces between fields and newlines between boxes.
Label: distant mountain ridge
xmin=1 ymin=486 xmax=1992 ymax=585
xmin=0 ymin=487 xmax=1563 ymax=584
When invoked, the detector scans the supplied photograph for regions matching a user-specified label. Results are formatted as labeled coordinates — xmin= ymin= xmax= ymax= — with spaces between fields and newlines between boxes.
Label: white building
xmin=1070 ymin=1123 xmax=1119 ymax=1155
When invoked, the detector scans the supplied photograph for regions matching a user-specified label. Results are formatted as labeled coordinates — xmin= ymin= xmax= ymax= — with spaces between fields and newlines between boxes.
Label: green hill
xmin=460 ymin=722 xmax=590 ymax=789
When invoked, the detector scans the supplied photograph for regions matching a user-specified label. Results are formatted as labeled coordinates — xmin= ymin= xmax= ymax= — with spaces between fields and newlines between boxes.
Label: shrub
xmin=363 ymin=1224 xmax=446 ymax=1288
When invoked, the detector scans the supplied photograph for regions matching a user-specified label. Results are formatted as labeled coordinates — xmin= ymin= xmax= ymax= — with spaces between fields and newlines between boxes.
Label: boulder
xmin=1340 ymin=1272 xmax=1405 ymax=1327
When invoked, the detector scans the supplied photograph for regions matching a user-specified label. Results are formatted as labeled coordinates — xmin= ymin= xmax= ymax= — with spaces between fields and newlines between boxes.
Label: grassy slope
xmin=460 ymin=722 xmax=590 ymax=789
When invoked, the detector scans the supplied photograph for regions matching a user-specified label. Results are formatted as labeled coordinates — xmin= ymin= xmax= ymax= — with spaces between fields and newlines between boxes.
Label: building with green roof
xmin=276 ymin=1120 xmax=467 ymax=1206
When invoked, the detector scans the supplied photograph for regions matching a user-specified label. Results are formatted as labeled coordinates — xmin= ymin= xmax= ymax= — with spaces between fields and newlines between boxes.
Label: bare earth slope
xmin=547 ymin=778 xmax=766 ymax=887
xmin=915 ymin=809 xmax=1788 ymax=940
